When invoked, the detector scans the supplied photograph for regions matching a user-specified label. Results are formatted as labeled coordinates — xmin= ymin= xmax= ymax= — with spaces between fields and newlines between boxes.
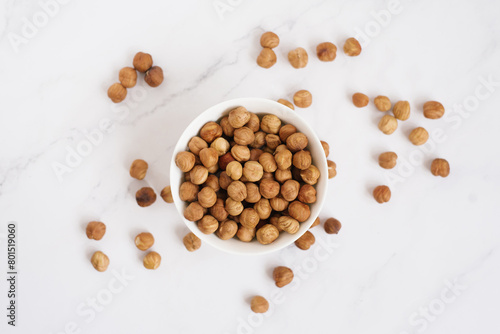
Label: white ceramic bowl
xmin=170 ymin=98 xmax=328 ymax=255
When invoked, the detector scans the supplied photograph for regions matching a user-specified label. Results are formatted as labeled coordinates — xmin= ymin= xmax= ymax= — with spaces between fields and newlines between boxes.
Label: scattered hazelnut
xmin=107 ymin=83 xmax=127 ymax=103
xmin=188 ymin=136 xmax=208 ymax=155
xmin=220 ymin=116 xmax=235 ymax=137
xmin=298 ymin=184 xmax=316 ymax=203
xmin=86 ymin=221 xmax=106 ymax=240
xmin=310 ymin=217 xmax=320 ymax=228
xmin=288 ymin=47 xmax=308 ymax=68
xmin=226 ymin=161 xmax=243 ymax=180
xmin=189 ymin=165 xmax=209 ymax=185
xmin=293 ymin=90 xmax=312 ymax=108
xmin=143 ymin=251 xmax=161 ymax=270
xmin=135 ymin=232 xmax=155 ymax=251
xmin=379 ymin=152 xmax=397 ymax=169
xmin=179 ymin=182 xmax=199 ymax=202
xmin=293 ymin=150 xmax=312 ymax=170
xmin=160 ymin=186 xmax=174 ymax=203
xmin=246 ymin=113 xmax=261 ymax=132
xmin=289 ymin=201 xmax=311 ymax=222
xmin=393 ymin=101 xmax=410 ymax=120
xmin=431 ymin=158 xmax=450 ymax=177
xmin=261 ymin=115 xmax=281 ymax=134
xmin=378 ymin=115 xmax=398 ymax=135
xmin=218 ymin=152 xmax=236 ymax=170
xmin=259 ymin=152 xmax=278 ymax=172
xmin=324 ymin=218 xmax=341 ymax=234
xmin=251 ymin=296 xmax=269 ymax=313
xmin=278 ymin=216 xmax=300 ymax=234
xmin=277 ymin=99 xmax=295 ymax=110
xmin=259 ymin=178 xmax=280 ymax=199
xmin=175 ymin=151 xmax=196 ymax=172
xmin=234 ymin=127 xmax=255 ymax=146
xmin=225 ymin=198 xmax=244 ymax=216
xmin=198 ymin=186 xmax=217 ymax=208
xmin=119 ymin=67 xmax=137 ymax=88
xmin=227 ymin=181 xmax=247 ymax=202
xmin=136 ymin=187 xmax=156 ymax=207
xmin=374 ymin=95 xmax=392 ymax=111
xmin=237 ymin=225 xmax=256 ymax=242
xmin=286 ymin=133 xmax=308 ymax=152
xmin=184 ymin=202 xmax=204 ymax=221
xmin=352 ymin=93 xmax=369 ymax=108
xmin=273 ymin=266 xmax=294 ymax=287
xmin=217 ymin=220 xmax=238 ymax=240
xmin=199 ymin=148 xmax=219 ymax=168
xmin=317 ymin=42 xmax=337 ymax=61
xmin=231 ymin=145 xmax=251 ymax=162
xmin=183 ymin=232 xmax=201 ymax=252
xmin=133 ymin=52 xmax=153 ymax=72
xmin=204 ymin=175 xmax=220 ymax=192
xmin=256 ymin=224 xmax=279 ymax=244
xmin=260 ymin=31 xmax=280 ymax=48
xmin=373 ymin=185 xmax=391 ymax=204
xmin=243 ymin=161 xmax=264 ymax=182
xmin=257 ymin=48 xmax=277 ymax=68
xmin=409 ymin=127 xmax=429 ymax=145
xmin=228 ymin=107 xmax=251 ymax=129
xmin=343 ymin=37 xmax=362 ymax=56
xmin=424 ymin=101 xmax=445 ymax=119
xmin=200 ymin=121 xmax=223 ymax=143
xmin=240 ymin=208 xmax=261 ymax=228
xmin=245 ymin=183 xmax=262 ymax=203
xmin=327 ymin=160 xmax=337 ymax=179
xmin=129 ymin=159 xmax=148 ymax=180
xmin=197 ymin=215 xmax=219 ymax=234
xmin=295 ymin=231 xmax=315 ymax=250
xmin=91 ymin=251 xmax=109 ymax=272
xmin=145 ymin=66 xmax=164 ymax=87
xmin=300 ymin=165 xmax=320 ymax=185
xmin=320 ymin=141 xmax=330 ymax=158
xmin=210 ymin=198 xmax=229 ymax=221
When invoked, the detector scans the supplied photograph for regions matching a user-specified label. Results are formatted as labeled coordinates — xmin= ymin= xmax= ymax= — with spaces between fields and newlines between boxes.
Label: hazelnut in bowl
xmin=170 ymin=98 xmax=328 ymax=255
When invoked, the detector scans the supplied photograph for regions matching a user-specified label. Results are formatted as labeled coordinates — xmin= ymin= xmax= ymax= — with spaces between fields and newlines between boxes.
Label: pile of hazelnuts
xmin=175 ymin=106 xmax=335 ymax=245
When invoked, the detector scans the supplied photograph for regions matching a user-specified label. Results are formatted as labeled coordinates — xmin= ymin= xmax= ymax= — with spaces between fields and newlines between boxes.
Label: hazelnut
xmin=316 ymin=42 xmax=337 ymax=61
xmin=119 ymin=67 xmax=137 ymax=88
xmin=189 ymin=165 xmax=209 ymax=185
xmin=237 ymin=225 xmax=256 ymax=242
xmin=259 ymin=178 xmax=280 ymax=199
xmin=275 ymin=149 xmax=292 ymax=170
xmin=254 ymin=199 xmax=272 ymax=219
xmin=199 ymin=148 xmax=219 ymax=168
xmin=210 ymin=198 xmax=229 ymax=221
xmin=208 ymin=164 xmax=219 ymax=174
xmin=245 ymin=183 xmax=262 ymax=203
xmin=295 ymin=231 xmax=315 ymax=250
xmin=228 ymin=107 xmax=251 ymax=129
xmin=373 ymin=185 xmax=391 ymax=203
xmin=188 ymin=136 xmax=208 ymax=155
xmin=135 ymin=232 xmax=155 ymax=251
xmin=262 ymin=171 xmax=275 ymax=180
xmin=251 ymin=131 xmax=266 ymax=148
xmin=300 ymin=165 xmax=320 ymax=185
xmin=198 ymin=215 xmax=219 ymax=234
xmin=379 ymin=152 xmax=397 ymax=169
xmin=288 ymin=47 xmax=308 ymax=68
xmin=91 ymin=251 xmax=109 ymax=272
xmin=298 ymin=184 xmax=317 ymax=203
xmin=219 ymin=171 xmax=232 ymax=190
xmin=393 ymin=101 xmax=410 ymax=120
xmin=175 ymin=151 xmax=196 ymax=172
xmin=204 ymin=175 xmax=220 ymax=192
xmin=293 ymin=150 xmax=312 ymax=170
xmin=424 ymin=101 xmax=445 ymax=119
xmin=226 ymin=161 xmax=243 ymax=180
xmin=278 ymin=216 xmax=300 ymax=234
xmin=225 ymin=198 xmax=244 ymax=216
xmin=231 ymin=145 xmax=251 ymax=162
xmin=219 ymin=152 xmax=235 ymax=170
xmin=136 ymin=187 xmax=157 ymax=207
xmin=324 ymin=218 xmax=341 ymax=234
xmin=179 ymin=182 xmax=199 ymax=202
xmin=200 ymin=121 xmax=223 ymax=143
xmin=273 ymin=266 xmax=294 ymax=287
xmin=286 ymin=133 xmax=308 ymax=152
xmin=289 ymin=201 xmax=311 ymax=222
xmin=275 ymin=168 xmax=292 ymax=183
xmin=260 ymin=31 xmax=280 ymax=48
xmin=270 ymin=196 xmax=289 ymax=211
xmin=261 ymin=115 xmax=281 ymax=134
xmin=265 ymin=134 xmax=281 ymax=150
xmin=327 ymin=160 xmax=337 ymax=179
xmin=352 ymin=93 xmax=369 ymax=108
xmin=234 ymin=127 xmax=255 ymax=146
xmin=310 ymin=217 xmax=320 ymax=228
xmin=281 ymin=180 xmax=300 ymax=202
xmin=259 ymin=152 xmax=277 ymax=172
xmin=293 ymin=90 xmax=312 ymax=108
xmin=256 ymin=224 xmax=279 ymax=245
xmin=270 ymin=214 xmax=284 ymax=232
xmin=431 ymin=158 xmax=450 ymax=177
xmin=250 ymin=148 xmax=264 ymax=161
xmin=86 ymin=221 xmax=106 ymax=240
xmin=250 ymin=296 xmax=269 ymax=313
xmin=378 ymin=115 xmax=398 ymax=135
xmin=246 ymin=113 xmax=260 ymax=132
xmin=129 ymin=159 xmax=149 ymax=180
xmin=184 ymin=202 xmax=204 ymax=221
xmin=145 ymin=66 xmax=164 ymax=87
xmin=217 ymin=220 xmax=238 ymax=240
xmin=183 ymin=232 xmax=201 ymax=252
xmin=257 ymin=48 xmax=277 ymax=68
xmin=227 ymin=181 xmax=247 ymax=202
xmin=343 ymin=37 xmax=362 ymax=56
xmin=161 ymin=186 xmax=174 ymax=203
xmin=409 ymin=127 xmax=429 ymax=145
xmin=320 ymin=141 xmax=330 ymax=158
xmin=133 ymin=52 xmax=153 ymax=72
xmin=220 ymin=116 xmax=235 ymax=137
xmin=374 ymin=95 xmax=392 ymax=111
xmin=243 ymin=161 xmax=264 ymax=182
xmin=198 ymin=186 xmax=217 ymax=208
xmin=240 ymin=208 xmax=261 ymax=228
xmin=107 ymin=83 xmax=127 ymax=103
xmin=278 ymin=99 xmax=295 ymax=110
xmin=211 ymin=137 xmax=230 ymax=156
xmin=143 ymin=251 xmax=161 ymax=270
xmin=279 ymin=124 xmax=297 ymax=142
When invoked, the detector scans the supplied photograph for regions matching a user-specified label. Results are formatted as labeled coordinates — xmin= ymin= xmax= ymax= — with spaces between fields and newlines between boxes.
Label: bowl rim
xmin=170 ymin=97 xmax=328 ymax=255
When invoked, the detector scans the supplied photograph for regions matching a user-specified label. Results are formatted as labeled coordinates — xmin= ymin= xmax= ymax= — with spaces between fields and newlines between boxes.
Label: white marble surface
xmin=1 ymin=0 xmax=500 ymax=333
